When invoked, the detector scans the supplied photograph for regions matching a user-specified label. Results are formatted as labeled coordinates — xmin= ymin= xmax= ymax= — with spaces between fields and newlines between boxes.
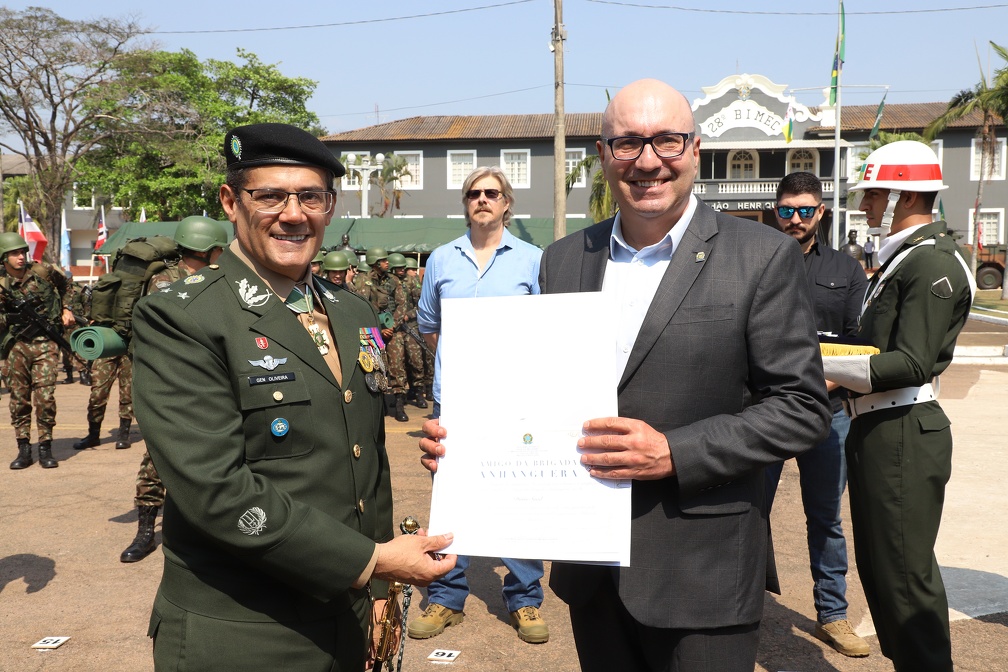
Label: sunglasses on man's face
xmin=776 ymin=205 xmax=820 ymax=219
xmin=465 ymin=188 xmax=503 ymax=201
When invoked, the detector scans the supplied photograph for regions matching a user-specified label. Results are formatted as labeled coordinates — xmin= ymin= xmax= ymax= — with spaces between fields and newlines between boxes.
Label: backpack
xmin=89 ymin=235 xmax=181 ymax=340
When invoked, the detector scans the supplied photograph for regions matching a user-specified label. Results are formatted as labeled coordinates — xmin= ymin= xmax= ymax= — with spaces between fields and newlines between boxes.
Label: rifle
xmin=396 ymin=321 xmax=435 ymax=358
xmin=0 ymin=283 xmax=85 ymax=364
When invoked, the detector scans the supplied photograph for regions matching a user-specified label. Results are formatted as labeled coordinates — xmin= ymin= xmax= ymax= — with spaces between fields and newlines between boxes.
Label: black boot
xmin=394 ymin=394 xmax=409 ymax=422
xmin=424 ymin=384 xmax=434 ymax=401
xmin=383 ymin=393 xmax=396 ymax=417
xmin=120 ymin=506 xmax=159 ymax=563
xmin=63 ymin=370 xmax=74 ymax=384
xmin=412 ymin=387 xmax=428 ymax=409
xmin=115 ymin=418 xmax=132 ymax=449
xmin=10 ymin=438 xmax=33 ymax=470
xmin=79 ymin=366 xmax=92 ymax=386
xmin=38 ymin=440 xmax=58 ymax=469
xmin=74 ymin=422 xmax=101 ymax=450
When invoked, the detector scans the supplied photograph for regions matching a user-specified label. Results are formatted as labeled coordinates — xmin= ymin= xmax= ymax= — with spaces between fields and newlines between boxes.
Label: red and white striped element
xmin=17 ymin=202 xmax=47 ymax=262
xmin=94 ymin=206 xmax=108 ymax=250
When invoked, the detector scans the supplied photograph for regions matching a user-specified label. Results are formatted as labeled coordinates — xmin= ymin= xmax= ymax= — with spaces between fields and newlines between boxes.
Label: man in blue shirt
xmin=765 ymin=171 xmax=870 ymax=657
xmin=412 ymin=166 xmax=548 ymax=644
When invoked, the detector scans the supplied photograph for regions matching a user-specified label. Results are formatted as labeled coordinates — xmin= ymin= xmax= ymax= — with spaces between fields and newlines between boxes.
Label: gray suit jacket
xmin=543 ymin=201 xmax=831 ymax=629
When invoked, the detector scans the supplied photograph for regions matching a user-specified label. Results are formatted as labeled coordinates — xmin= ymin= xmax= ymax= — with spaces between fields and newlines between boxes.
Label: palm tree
xmin=565 ymin=152 xmax=615 ymax=223
xmin=925 ymin=41 xmax=1008 ymax=298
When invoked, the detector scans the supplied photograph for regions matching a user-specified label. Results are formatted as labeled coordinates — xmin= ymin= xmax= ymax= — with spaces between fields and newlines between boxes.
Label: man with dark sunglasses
xmin=412 ymin=165 xmax=548 ymax=645
xmin=766 ymin=171 xmax=870 ymax=657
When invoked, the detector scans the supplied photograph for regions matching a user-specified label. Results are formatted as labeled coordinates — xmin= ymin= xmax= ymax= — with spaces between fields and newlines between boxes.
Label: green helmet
xmin=387 ymin=252 xmax=407 ymax=269
xmin=175 ymin=216 xmax=228 ymax=253
xmin=312 ymin=249 xmax=326 ymax=264
xmin=405 ymin=257 xmax=419 ymax=270
xmin=0 ymin=232 xmax=29 ymax=257
xmin=340 ymin=250 xmax=360 ymax=267
xmin=358 ymin=261 xmax=371 ymax=274
xmin=365 ymin=246 xmax=388 ymax=265
xmin=322 ymin=250 xmax=350 ymax=271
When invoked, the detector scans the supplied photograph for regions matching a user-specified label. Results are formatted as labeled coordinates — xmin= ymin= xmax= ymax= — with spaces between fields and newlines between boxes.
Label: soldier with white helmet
xmin=824 ymin=140 xmax=975 ymax=672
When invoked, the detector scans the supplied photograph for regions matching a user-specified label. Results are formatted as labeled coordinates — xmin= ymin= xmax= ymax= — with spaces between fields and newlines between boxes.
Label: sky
xmin=5 ymin=0 xmax=1008 ymax=136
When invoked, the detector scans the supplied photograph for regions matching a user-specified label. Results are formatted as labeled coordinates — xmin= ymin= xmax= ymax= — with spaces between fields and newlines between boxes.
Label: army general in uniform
xmin=132 ymin=122 xmax=454 ymax=672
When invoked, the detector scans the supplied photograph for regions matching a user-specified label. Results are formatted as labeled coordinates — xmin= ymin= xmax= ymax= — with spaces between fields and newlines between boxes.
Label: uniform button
xmin=344 ymin=389 xmax=353 ymax=403
xmin=273 ymin=390 xmax=283 ymax=402
xmin=357 ymin=499 xmax=365 ymax=513
xmin=353 ymin=444 xmax=361 ymax=459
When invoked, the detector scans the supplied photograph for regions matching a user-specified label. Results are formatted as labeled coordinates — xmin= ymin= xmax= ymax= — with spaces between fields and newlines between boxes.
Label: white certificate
xmin=428 ymin=292 xmax=630 ymax=566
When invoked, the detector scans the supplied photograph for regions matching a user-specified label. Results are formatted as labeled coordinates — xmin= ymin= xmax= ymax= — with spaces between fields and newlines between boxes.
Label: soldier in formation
xmin=356 ymin=247 xmax=410 ymax=422
xmin=389 ymin=252 xmax=427 ymax=408
xmin=1 ymin=232 xmax=75 ymax=470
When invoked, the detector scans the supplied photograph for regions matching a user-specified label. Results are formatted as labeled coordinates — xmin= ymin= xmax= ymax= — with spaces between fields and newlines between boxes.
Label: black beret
xmin=224 ymin=123 xmax=345 ymax=178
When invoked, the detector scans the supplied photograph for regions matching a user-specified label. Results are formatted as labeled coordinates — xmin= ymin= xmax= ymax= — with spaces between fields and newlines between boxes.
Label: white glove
xmin=822 ymin=355 xmax=873 ymax=395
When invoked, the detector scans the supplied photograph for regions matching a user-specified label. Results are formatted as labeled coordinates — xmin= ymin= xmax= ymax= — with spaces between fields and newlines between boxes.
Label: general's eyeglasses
xmin=776 ymin=205 xmax=820 ymax=219
xmin=603 ymin=132 xmax=694 ymax=161
xmin=465 ymin=188 xmax=503 ymax=201
xmin=241 ymin=188 xmax=335 ymax=214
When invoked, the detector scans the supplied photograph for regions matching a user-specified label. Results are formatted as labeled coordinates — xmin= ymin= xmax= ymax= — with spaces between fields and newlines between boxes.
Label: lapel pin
xmin=695 ymin=251 xmax=706 ymax=262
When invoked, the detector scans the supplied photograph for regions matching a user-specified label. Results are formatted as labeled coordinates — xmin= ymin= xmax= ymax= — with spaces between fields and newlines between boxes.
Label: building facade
xmin=323 ymin=73 xmax=1005 ymax=261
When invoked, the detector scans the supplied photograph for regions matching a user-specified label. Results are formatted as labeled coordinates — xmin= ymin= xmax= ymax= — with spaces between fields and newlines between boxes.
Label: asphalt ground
xmin=2 ymin=317 xmax=1007 ymax=672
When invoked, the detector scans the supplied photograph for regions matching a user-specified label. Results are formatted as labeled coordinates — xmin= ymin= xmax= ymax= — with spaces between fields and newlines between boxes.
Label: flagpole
xmin=831 ymin=0 xmax=843 ymax=251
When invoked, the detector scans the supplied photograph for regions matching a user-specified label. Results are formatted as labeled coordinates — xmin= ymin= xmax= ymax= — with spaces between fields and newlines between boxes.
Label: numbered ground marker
xmin=427 ymin=648 xmax=461 ymax=663
xmin=32 ymin=636 xmax=70 ymax=650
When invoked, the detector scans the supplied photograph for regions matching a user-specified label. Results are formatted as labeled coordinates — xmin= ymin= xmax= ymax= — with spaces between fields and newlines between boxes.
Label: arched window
xmin=729 ymin=150 xmax=757 ymax=179
xmin=788 ymin=148 xmax=818 ymax=174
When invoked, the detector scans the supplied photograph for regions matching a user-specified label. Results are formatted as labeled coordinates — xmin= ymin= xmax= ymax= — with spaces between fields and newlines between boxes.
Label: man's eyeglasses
xmin=603 ymin=132 xmax=694 ymax=161
xmin=465 ymin=188 xmax=503 ymax=201
xmin=241 ymin=188 xmax=335 ymax=214
xmin=776 ymin=205 xmax=820 ymax=219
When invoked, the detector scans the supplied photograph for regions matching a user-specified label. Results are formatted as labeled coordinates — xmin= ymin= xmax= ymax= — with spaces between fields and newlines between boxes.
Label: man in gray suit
xmin=421 ymin=79 xmax=829 ymax=670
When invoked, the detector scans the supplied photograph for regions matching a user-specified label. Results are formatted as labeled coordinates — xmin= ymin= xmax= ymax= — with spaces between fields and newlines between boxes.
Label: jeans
xmin=426 ymin=401 xmax=544 ymax=613
xmin=765 ymin=408 xmax=851 ymax=623
xmin=425 ymin=555 xmax=545 ymax=613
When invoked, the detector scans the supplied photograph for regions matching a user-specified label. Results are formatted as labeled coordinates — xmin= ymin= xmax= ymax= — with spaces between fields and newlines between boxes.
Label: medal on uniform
xmin=307 ymin=321 xmax=330 ymax=355
xmin=364 ymin=371 xmax=378 ymax=393
xmin=374 ymin=371 xmax=388 ymax=392
xmin=358 ymin=350 xmax=375 ymax=372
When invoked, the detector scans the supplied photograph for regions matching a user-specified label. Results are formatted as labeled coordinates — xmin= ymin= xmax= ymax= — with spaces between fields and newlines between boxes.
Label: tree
xmin=925 ymin=42 xmax=1008 ymax=298
xmin=371 ymin=154 xmax=412 ymax=217
xmin=74 ymin=48 xmax=323 ymax=222
xmin=0 ymin=7 xmax=144 ymax=261
xmin=565 ymin=152 xmax=615 ymax=223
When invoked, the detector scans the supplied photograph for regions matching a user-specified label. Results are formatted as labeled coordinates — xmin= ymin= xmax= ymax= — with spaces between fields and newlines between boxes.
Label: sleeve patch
xmin=931 ymin=276 xmax=953 ymax=299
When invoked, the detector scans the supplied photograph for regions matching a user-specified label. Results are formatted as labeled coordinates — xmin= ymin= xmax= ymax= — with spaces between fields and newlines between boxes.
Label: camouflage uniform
xmin=61 ymin=281 xmax=90 ymax=382
xmin=134 ymin=264 xmax=188 ymax=508
xmin=86 ymin=355 xmax=132 ymax=425
xmin=357 ymin=268 xmax=408 ymax=394
xmin=1 ymin=262 xmax=68 ymax=443
xmin=406 ymin=272 xmax=434 ymax=391
xmin=399 ymin=273 xmax=427 ymax=397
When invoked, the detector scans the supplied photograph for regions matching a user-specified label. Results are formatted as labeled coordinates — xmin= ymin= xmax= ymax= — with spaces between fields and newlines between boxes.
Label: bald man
xmin=526 ymin=80 xmax=829 ymax=669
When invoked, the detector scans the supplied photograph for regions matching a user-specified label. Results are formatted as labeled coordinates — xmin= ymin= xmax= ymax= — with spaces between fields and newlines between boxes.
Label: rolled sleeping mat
xmin=71 ymin=326 xmax=128 ymax=360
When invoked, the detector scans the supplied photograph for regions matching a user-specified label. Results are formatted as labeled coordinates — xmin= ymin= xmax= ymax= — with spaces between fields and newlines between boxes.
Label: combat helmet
xmin=312 ymin=249 xmax=326 ymax=264
xmin=365 ymin=246 xmax=388 ymax=265
xmin=0 ymin=232 xmax=29 ymax=259
xmin=322 ymin=250 xmax=350 ymax=271
xmin=387 ymin=252 xmax=407 ymax=269
xmin=405 ymin=257 xmax=419 ymax=270
xmin=175 ymin=216 xmax=229 ymax=253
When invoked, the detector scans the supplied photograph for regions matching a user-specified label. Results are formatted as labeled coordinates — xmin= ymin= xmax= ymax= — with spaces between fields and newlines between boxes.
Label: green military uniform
xmin=133 ymin=249 xmax=392 ymax=671
xmin=61 ymin=280 xmax=89 ymax=383
xmin=404 ymin=270 xmax=433 ymax=395
xmin=1 ymin=261 xmax=68 ymax=455
xmin=357 ymin=267 xmax=408 ymax=394
xmin=133 ymin=264 xmax=188 ymax=508
xmin=846 ymin=221 xmax=973 ymax=672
